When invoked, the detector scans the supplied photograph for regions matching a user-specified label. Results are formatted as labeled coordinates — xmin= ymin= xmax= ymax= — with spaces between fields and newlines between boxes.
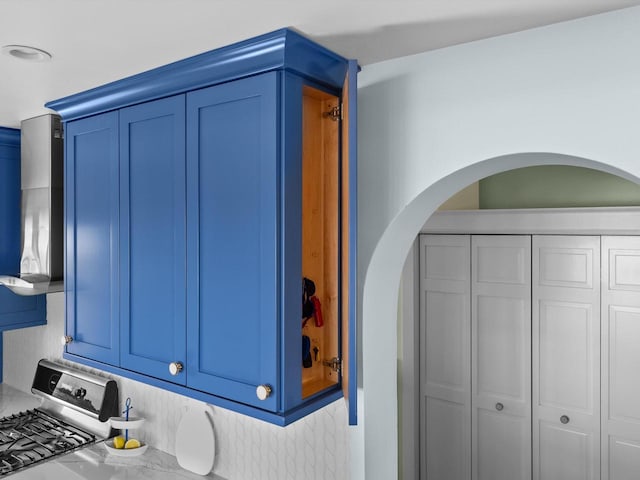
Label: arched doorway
xmin=358 ymin=153 xmax=640 ymax=480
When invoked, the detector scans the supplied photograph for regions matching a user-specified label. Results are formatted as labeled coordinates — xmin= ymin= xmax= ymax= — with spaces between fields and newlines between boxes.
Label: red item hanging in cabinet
xmin=310 ymin=296 xmax=323 ymax=327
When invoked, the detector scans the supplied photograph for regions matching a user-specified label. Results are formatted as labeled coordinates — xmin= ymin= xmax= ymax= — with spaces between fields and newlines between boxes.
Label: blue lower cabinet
xmin=65 ymin=113 xmax=120 ymax=365
xmin=186 ymin=73 xmax=279 ymax=411
xmin=0 ymin=288 xmax=46 ymax=331
xmin=119 ymin=95 xmax=187 ymax=385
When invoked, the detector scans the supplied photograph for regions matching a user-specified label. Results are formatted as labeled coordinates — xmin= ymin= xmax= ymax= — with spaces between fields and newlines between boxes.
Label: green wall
xmin=479 ymin=166 xmax=640 ymax=209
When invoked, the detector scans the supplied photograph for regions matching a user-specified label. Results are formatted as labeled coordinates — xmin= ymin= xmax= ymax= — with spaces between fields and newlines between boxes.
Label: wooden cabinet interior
xmin=301 ymin=85 xmax=340 ymax=399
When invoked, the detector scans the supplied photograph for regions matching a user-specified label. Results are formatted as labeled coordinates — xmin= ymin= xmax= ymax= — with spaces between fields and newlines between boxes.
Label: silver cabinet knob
xmin=495 ymin=402 xmax=504 ymax=411
xmin=560 ymin=415 xmax=570 ymax=424
xmin=168 ymin=362 xmax=183 ymax=376
xmin=61 ymin=335 xmax=73 ymax=346
xmin=256 ymin=384 xmax=272 ymax=401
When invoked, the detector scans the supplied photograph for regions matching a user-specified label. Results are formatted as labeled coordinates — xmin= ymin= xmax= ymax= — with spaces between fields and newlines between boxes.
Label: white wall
xmin=356 ymin=6 xmax=640 ymax=480
xmin=3 ymin=293 xmax=349 ymax=480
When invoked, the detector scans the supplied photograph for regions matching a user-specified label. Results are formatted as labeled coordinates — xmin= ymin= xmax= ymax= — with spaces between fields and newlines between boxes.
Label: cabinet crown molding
xmin=45 ymin=28 xmax=349 ymax=122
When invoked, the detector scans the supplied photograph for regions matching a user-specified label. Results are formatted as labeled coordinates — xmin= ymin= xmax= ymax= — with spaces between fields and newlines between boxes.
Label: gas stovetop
xmin=0 ymin=409 xmax=95 ymax=475
xmin=0 ymin=360 xmax=119 ymax=477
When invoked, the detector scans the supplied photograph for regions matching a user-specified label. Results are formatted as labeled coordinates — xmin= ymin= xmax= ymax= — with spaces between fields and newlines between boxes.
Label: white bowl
xmin=104 ymin=439 xmax=148 ymax=457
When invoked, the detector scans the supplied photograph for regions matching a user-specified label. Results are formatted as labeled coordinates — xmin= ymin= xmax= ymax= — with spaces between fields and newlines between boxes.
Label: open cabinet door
xmin=342 ymin=59 xmax=358 ymax=425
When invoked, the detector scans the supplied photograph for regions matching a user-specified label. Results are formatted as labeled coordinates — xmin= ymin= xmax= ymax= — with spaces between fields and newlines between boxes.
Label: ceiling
xmin=1 ymin=0 xmax=639 ymax=128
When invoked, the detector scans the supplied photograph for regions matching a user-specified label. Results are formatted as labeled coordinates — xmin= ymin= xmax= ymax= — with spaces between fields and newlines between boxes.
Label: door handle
xmin=169 ymin=362 xmax=184 ymax=375
xmin=256 ymin=384 xmax=272 ymax=400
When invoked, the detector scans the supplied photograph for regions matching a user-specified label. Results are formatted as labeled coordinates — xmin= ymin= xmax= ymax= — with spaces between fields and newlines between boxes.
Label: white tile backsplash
xmin=2 ymin=292 xmax=349 ymax=480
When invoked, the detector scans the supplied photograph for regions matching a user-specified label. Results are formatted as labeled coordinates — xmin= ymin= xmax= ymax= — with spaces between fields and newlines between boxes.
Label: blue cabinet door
xmin=186 ymin=72 xmax=280 ymax=412
xmin=65 ymin=113 xmax=119 ymax=365
xmin=119 ymin=95 xmax=187 ymax=384
xmin=343 ymin=60 xmax=358 ymax=425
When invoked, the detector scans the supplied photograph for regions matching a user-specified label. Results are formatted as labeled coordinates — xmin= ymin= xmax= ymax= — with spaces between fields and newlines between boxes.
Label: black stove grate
xmin=0 ymin=409 xmax=95 ymax=476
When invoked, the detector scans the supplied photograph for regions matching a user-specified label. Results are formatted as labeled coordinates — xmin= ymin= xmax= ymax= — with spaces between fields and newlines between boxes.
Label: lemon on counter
xmin=124 ymin=438 xmax=141 ymax=449
xmin=112 ymin=436 xmax=125 ymax=449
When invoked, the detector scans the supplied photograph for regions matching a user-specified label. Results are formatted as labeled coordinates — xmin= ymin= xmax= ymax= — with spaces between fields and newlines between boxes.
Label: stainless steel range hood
xmin=0 ymin=114 xmax=63 ymax=295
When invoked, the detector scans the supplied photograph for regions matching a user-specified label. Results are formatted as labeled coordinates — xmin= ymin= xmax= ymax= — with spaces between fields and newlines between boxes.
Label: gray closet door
xmin=420 ymin=235 xmax=471 ymax=480
xmin=601 ymin=236 xmax=640 ymax=480
xmin=472 ymin=235 xmax=532 ymax=480
xmin=532 ymin=235 xmax=601 ymax=480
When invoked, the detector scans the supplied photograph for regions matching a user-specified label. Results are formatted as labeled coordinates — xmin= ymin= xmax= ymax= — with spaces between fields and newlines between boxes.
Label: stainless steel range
xmin=0 ymin=360 xmax=118 ymax=476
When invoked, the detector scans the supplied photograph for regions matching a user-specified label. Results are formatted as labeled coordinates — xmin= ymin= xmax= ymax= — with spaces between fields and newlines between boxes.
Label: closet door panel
xmin=606 ymin=306 xmax=640 ymax=422
xmin=538 ymin=300 xmax=595 ymax=412
xmin=609 ymin=437 xmax=640 ymax=480
xmin=475 ymin=242 xmax=528 ymax=285
xmin=425 ymin=397 xmax=468 ymax=480
xmin=538 ymin=247 xmax=594 ymax=289
xmin=602 ymin=236 xmax=640 ymax=480
xmin=533 ymin=235 xmax=600 ymax=480
xmin=477 ymin=408 xmax=530 ymax=480
xmin=476 ymin=295 xmax=528 ymax=400
xmin=606 ymin=243 xmax=640 ymax=292
xmin=420 ymin=235 xmax=470 ymax=480
xmin=425 ymin=290 xmax=467 ymax=396
xmin=472 ymin=235 xmax=531 ymax=480
xmin=539 ymin=421 xmax=594 ymax=479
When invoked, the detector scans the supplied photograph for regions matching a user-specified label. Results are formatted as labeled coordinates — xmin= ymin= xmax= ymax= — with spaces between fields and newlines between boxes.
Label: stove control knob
xmin=61 ymin=335 xmax=73 ymax=345
xmin=256 ymin=384 xmax=272 ymax=401
xmin=169 ymin=362 xmax=184 ymax=375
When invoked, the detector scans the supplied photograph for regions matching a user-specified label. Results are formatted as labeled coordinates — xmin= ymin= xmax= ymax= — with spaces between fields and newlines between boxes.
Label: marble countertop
xmin=0 ymin=383 xmax=41 ymax=416
xmin=11 ymin=442 xmax=226 ymax=480
xmin=0 ymin=384 xmax=225 ymax=480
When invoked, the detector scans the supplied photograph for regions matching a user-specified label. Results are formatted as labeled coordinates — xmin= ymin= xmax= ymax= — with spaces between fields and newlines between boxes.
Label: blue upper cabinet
xmin=48 ymin=29 xmax=357 ymax=426
xmin=65 ymin=113 xmax=120 ymax=365
xmin=0 ymin=128 xmax=46 ymax=333
xmin=119 ymin=95 xmax=187 ymax=385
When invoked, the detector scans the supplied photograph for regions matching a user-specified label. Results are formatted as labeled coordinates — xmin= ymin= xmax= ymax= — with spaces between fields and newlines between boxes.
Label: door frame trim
xmin=400 ymin=239 xmax=420 ymax=480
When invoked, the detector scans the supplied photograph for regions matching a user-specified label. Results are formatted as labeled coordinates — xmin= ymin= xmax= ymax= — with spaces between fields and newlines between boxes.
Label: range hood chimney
xmin=0 ymin=114 xmax=63 ymax=295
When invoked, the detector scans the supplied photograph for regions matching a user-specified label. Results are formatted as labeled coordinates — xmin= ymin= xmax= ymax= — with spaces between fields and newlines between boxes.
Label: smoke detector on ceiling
xmin=1 ymin=45 xmax=52 ymax=62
